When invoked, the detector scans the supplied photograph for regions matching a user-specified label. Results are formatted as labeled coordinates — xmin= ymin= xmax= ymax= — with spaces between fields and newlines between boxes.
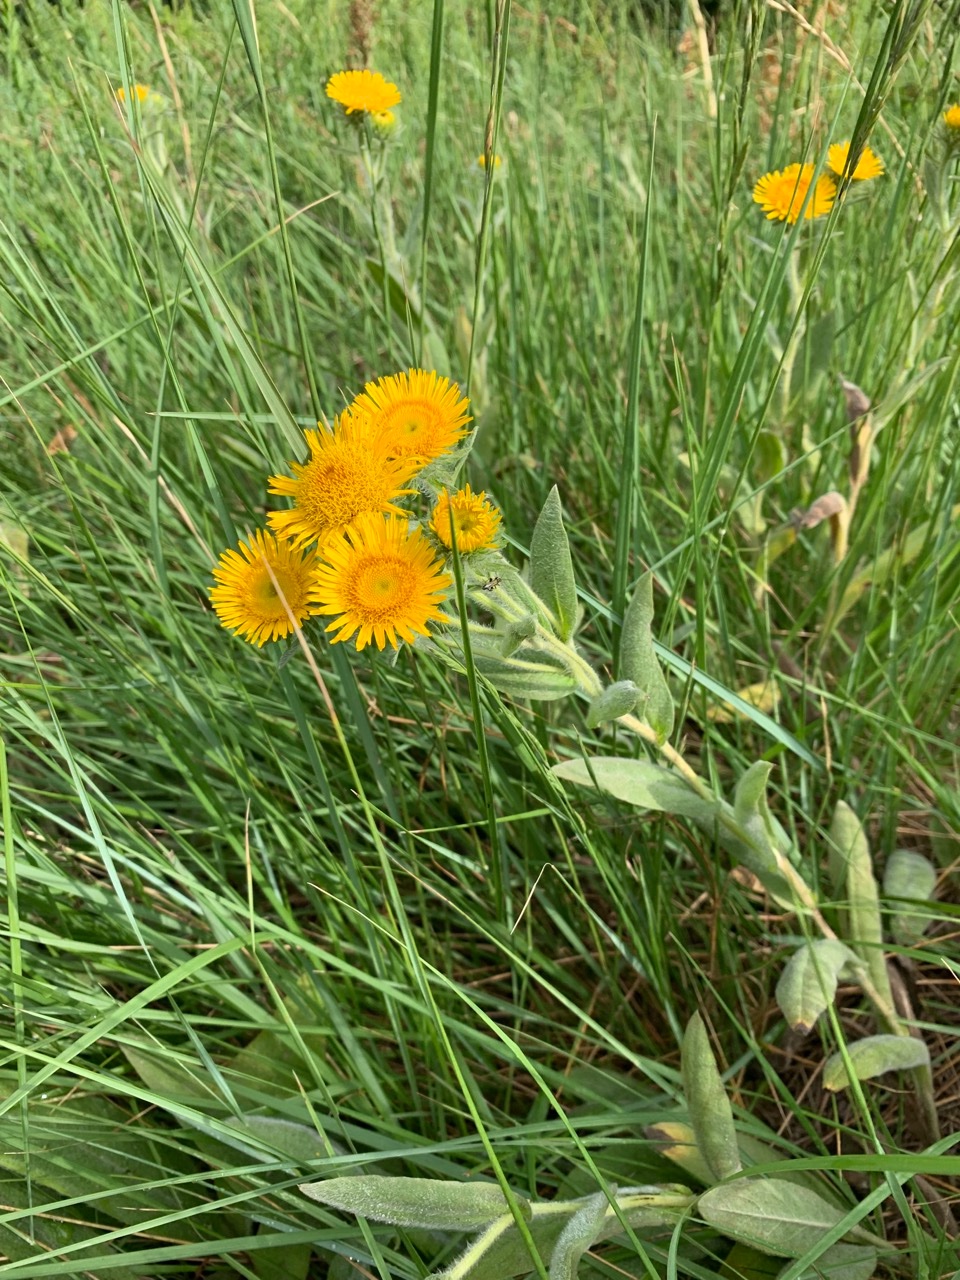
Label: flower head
xmin=372 ymin=109 xmax=397 ymax=134
xmin=430 ymin=485 xmax=502 ymax=553
xmin=210 ymin=530 xmax=321 ymax=647
xmin=267 ymin=415 xmax=418 ymax=550
xmin=944 ymin=104 xmax=960 ymax=131
xmin=828 ymin=141 xmax=884 ymax=181
xmin=477 ymin=152 xmax=502 ymax=169
xmin=349 ymin=369 xmax=471 ymax=464
xmin=326 ymin=69 xmax=401 ymax=116
xmin=314 ymin=513 xmax=452 ymax=651
xmin=752 ymin=163 xmax=837 ymax=223
xmin=116 ymin=84 xmax=157 ymax=106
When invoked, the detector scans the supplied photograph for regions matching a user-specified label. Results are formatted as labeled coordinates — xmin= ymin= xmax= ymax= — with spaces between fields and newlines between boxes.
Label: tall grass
xmin=0 ymin=0 xmax=958 ymax=1276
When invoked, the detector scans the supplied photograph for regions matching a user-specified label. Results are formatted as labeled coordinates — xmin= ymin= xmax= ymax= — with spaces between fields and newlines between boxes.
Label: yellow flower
xmin=349 ymin=369 xmax=471 ymax=464
xmin=430 ymin=485 xmax=502 ymax=553
xmin=372 ymin=109 xmax=397 ymax=133
xmin=477 ymin=153 xmax=502 ymax=169
xmin=827 ymin=141 xmax=884 ymax=181
xmin=752 ymin=163 xmax=837 ymax=223
xmin=116 ymin=84 xmax=156 ymax=106
xmin=210 ymin=530 xmax=322 ymax=647
xmin=314 ymin=513 xmax=452 ymax=651
xmin=944 ymin=104 xmax=960 ymax=130
xmin=267 ymin=415 xmax=418 ymax=550
xmin=326 ymin=69 xmax=401 ymax=116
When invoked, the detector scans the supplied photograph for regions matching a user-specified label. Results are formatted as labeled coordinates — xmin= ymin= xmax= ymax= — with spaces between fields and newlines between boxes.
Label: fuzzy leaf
xmin=698 ymin=1180 xmax=849 ymax=1258
xmin=682 ymin=1013 xmax=741 ymax=1182
xmin=586 ymin=680 xmax=640 ymax=728
xmin=529 ymin=486 xmax=580 ymax=641
xmin=828 ymin=803 xmax=893 ymax=1011
xmin=645 ymin=1121 xmax=715 ymax=1185
xmin=475 ymin=653 xmax=578 ymax=701
xmin=775 ymin=940 xmax=859 ymax=1035
xmin=551 ymin=756 xmax=793 ymax=900
xmin=822 ymin=1034 xmax=930 ymax=1092
xmin=299 ymin=1175 xmax=524 ymax=1230
xmin=549 ymin=1192 xmax=608 ymax=1280
xmin=619 ymin=571 xmax=674 ymax=742
xmin=734 ymin=762 xmax=792 ymax=862
xmin=883 ymin=849 xmax=937 ymax=945
xmin=499 ymin=613 xmax=537 ymax=658
xmin=754 ymin=430 xmax=788 ymax=485
xmin=778 ymin=1242 xmax=877 ymax=1280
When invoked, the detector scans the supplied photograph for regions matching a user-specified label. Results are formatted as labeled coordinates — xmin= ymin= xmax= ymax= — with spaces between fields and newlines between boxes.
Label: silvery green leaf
xmin=618 ymin=571 xmax=674 ymax=743
xmin=828 ymin=803 xmax=893 ymax=1011
xmin=549 ymin=1192 xmax=608 ymax=1280
xmin=429 ymin=1211 xmax=565 ymax=1280
xmin=529 ymin=486 xmax=580 ymax=641
xmin=698 ymin=1180 xmax=849 ymax=1258
xmin=883 ymin=849 xmax=937 ymax=945
xmin=551 ymin=757 xmax=793 ymax=902
xmin=299 ymin=1175 xmax=524 ymax=1230
xmin=475 ymin=654 xmax=578 ymax=701
xmin=775 ymin=940 xmax=859 ymax=1034
xmin=822 ymin=1034 xmax=930 ymax=1092
xmin=645 ymin=1121 xmax=715 ymax=1185
xmin=499 ymin=614 xmax=538 ymax=658
xmin=586 ymin=680 xmax=640 ymax=728
xmin=681 ymin=1013 xmax=741 ymax=1182
xmin=734 ymin=762 xmax=792 ymax=862
xmin=778 ymin=1242 xmax=877 ymax=1280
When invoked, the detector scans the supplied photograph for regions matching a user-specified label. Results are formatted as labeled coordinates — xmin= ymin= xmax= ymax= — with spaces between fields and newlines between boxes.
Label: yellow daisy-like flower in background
xmin=430 ymin=485 xmax=502 ymax=553
xmin=350 ymin=369 xmax=472 ymax=464
xmin=267 ymin=415 xmax=418 ymax=550
xmin=210 ymin=530 xmax=322 ymax=647
xmin=115 ymin=84 xmax=156 ymax=106
xmin=477 ymin=153 xmax=502 ymax=169
xmin=827 ymin=141 xmax=884 ymax=181
xmin=326 ymin=69 xmax=401 ymax=116
xmin=314 ymin=513 xmax=452 ymax=651
xmin=752 ymin=163 xmax=837 ymax=223
xmin=944 ymin=104 xmax=960 ymax=130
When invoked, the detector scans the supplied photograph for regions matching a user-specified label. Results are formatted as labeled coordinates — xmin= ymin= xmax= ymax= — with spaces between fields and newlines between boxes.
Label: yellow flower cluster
xmin=210 ymin=370 xmax=502 ymax=652
xmin=752 ymin=141 xmax=884 ymax=224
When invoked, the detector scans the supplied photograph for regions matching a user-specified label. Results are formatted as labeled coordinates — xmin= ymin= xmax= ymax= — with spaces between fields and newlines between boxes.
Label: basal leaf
xmin=823 ymin=1034 xmax=930 ymax=1092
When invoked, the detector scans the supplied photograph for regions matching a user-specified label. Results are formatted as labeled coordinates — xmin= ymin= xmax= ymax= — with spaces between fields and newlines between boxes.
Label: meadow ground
xmin=1 ymin=1 xmax=959 ymax=1277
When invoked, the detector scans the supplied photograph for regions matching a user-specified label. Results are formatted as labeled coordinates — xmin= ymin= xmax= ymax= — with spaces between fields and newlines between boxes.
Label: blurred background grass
xmin=0 ymin=0 xmax=958 ymax=1275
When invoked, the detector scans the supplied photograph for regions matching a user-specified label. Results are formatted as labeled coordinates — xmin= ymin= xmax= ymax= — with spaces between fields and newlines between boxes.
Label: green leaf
xmin=430 ymin=1212 xmax=559 ymax=1280
xmin=682 ymin=1013 xmax=741 ymax=1182
xmin=299 ymin=1175 xmax=524 ymax=1231
xmin=777 ymin=1242 xmax=877 ymax=1280
xmin=822 ymin=1034 xmax=930 ymax=1092
xmin=828 ymin=803 xmax=893 ymax=1011
xmin=529 ymin=486 xmax=580 ymax=641
xmin=552 ymin=756 xmax=720 ymax=826
xmin=619 ymin=571 xmax=674 ymax=742
xmin=789 ymin=312 xmax=834 ymax=403
xmin=645 ymin=1121 xmax=715 ymax=1185
xmin=475 ymin=653 xmax=579 ymax=701
xmin=551 ymin=756 xmax=793 ymax=901
xmin=223 ymin=1114 xmax=333 ymax=1164
xmin=733 ymin=762 xmax=792 ymax=864
xmin=775 ymin=940 xmax=859 ymax=1035
xmin=754 ymin=430 xmax=788 ymax=486
xmin=722 ymin=1243 xmax=785 ymax=1280
xmin=499 ymin=613 xmax=538 ymax=657
xmin=252 ymin=1241 xmax=313 ymax=1280
xmin=883 ymin=849 xmax=937 ymax=945
xmin=698 ymin=1179 xmax=850 ymax=1258
xmin=548 ymin=1192 xmax=608 ymax=1280
xmin=586 ymin=680 xmax=640 ymax=728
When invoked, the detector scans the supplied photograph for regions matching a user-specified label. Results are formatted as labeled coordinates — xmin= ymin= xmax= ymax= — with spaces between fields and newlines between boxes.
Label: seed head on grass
xmin=267 ymin=415 xmax=418 ymax=551
xmin=827 ymin=141 xmax=884 ymax=181
xmin=752 ymin=163 xmax=836 ymax=222
xmin=430 ymin=485 xmax=502 ymax=553
xmin=210 ymin=531 xmax=322 ymax=647
xmin=326 ymin=69 xmax=401 ymax=116
xmin=349 ymin=369 xmax=471 ymax=464
xmin=314 ymin=513 xmax=452 ymax=651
